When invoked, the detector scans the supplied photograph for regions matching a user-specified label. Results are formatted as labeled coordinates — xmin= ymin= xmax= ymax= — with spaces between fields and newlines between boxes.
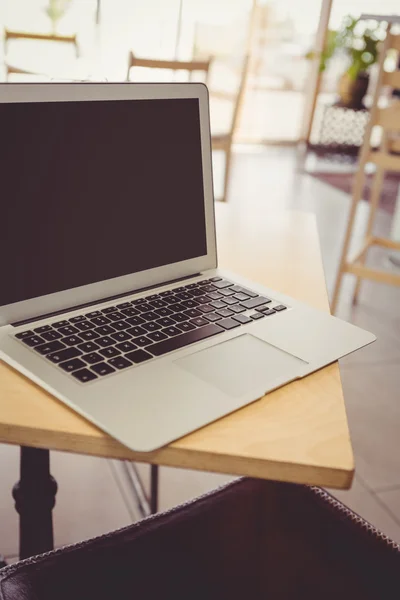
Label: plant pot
xmin=337 ymin=72 xmax=369 ymax=109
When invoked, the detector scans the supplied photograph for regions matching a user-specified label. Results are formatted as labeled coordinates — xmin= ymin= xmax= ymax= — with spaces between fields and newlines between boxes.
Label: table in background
xmin=0 ymin=207 xmax=354 ymax=559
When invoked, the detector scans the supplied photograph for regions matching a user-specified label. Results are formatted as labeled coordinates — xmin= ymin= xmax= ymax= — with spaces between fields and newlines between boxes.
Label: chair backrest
xmin=359 ymin=32 xmax=400 ymax=169
xmin=126 ymin=51 xmax=212 ymax=84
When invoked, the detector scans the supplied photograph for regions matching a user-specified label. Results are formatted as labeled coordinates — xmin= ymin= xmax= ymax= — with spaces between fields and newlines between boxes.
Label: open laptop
xmin=0 ymin=83 xmax=375 ymax=452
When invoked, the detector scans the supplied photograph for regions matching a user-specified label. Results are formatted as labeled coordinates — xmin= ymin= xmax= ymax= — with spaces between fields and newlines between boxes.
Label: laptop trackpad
xmin=175 ymin=334 xmax=308 ymax=397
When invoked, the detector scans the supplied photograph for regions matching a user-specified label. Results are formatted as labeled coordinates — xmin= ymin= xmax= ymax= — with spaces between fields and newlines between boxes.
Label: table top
xmin=0 ymin=207 xmax=354 ymax=489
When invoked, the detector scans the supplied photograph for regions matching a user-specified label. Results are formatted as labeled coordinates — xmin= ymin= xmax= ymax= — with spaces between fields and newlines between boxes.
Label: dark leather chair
xmin=1 ymin=478 xmax=399 ymax=600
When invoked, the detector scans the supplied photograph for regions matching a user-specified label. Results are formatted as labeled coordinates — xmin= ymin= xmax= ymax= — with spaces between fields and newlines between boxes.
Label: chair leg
xmin=352 ymin=166 xmax=384 ymax=304
xmin=150 ymin=464 xmax=159 ymax=514
xmin=331 ymin=168 xmax=366 ymax=313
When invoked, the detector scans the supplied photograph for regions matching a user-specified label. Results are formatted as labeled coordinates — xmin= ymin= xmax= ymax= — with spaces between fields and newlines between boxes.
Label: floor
xmin=1 ymin=146 xmax=400 ymax=562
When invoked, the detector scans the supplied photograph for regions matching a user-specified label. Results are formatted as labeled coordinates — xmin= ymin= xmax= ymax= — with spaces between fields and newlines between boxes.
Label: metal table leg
xmin=12 ymin=447 xmax=57 ymax=560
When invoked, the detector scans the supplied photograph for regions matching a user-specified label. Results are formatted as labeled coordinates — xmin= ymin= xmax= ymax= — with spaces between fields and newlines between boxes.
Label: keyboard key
xmin=147 ymin=330 xmax=168 ymax=342
xmin=150 ymin=324 xmax=223 ymax=356
xmin=240 ymin=297 xmax=271 ymax=310
xmin=94 ymin=325 xmax=115 ymax=336
xmin=62 ymin=335 xmax=83 ymax=347
xmin=141 ymin=311 xmax=159 ymax=321
xmin=52 ymin=320 xmax=69 ymax=328
xmin=79 ymin=330 xmax=100 ymax=341
xmin=274 ymin=305 xmax=287 ymax=311
xmin=91 ymin=316 xmax=111 ymax=327
xmin=205 ymin=312 xmax=222 ymax=322
xmin=218 ymin=318 xmax=241 ymax=330
xmin=86 ymin=311 xmax=101 ymax=318
xmin=216 ymin=308 xmax=234 ymax=318
xmin=198 ymin=304 xmax=214 ymax=313
xmin=150 ymin=299 xmax=169 ymax=308
xmin=176 ymin=322 xmax=196 ymax=332
xmin=70 ymin=315 xmax=86 ymax=323
xmin=186 ymin=283 xmax=199 ymax=289
xmin=174 ymin=286 xmax=186 ymax=292
xmin=121 ymin=307 xmax=140 ymax=318
xmin=195 ymin=296 xmax=210 ymax=305
xmin=126 ymin=326 xmax=146 ymax=337
xmin=77 ymin=341 xmax=99 ymax=353
xmin=82 ymin=352 xmax=103 ymax=365
xmin=102 ymin=306 xmax=117 ymax=314
xmin=156 ymin=317 xmax=175 ymax=327
xmin=125 ymin=316 xmax=145 ymax=326
xmin=206 ymin=291 xmax=223 ymax=301
xmin=234 ymin=292 xmax=251 ymax=301
xmin=212 ymin=280 xmax=232 ymax=289
xmin=109 ymin=356 xmax=132 ymax=370
xmin=171 ymin=313 xmax=188 ymax=323
xmin=22 ymin=335 xmax=45 ymax=347
xmin=160 ymin=290 xmax=174 ymax=296
xmin=229 ymin=304 xmax=246 ymax=314
xmin=96 ymin=336 xmax=115 ymax=348
xmin=230 ymin=286 xmax=258 ymax=298
xmin=155 ymin=307 xmax=174 ymax=317
xmin=190 ymin=317 xmax=208 ymax=327
xmin=210 ymin=277 xmax=222 ymax=282
xmin=72 ymin=368 xmax=98 ymax=383
xmin=209 ymin=300 xmax=227 ymax=310
xmin=111 ymin=331 xmax=131 ymax=342
xmin=137 ymin=303 xmax=154 ymax=313
xmin=199 ymin=284 xmax=216 ymax=293
xmin=183 ymin=308 xmax=202 ymax=319
xmin=125 ymin=349 xmax=153 ymax=363
xmin=132 ymin=298 xmax=146 ymax=305
xmin=47 ymin=347 xmax=82 ymax=363
xmin=134 ymin=336 xmax=152 ymax=347
xmin=147 ymin=294 xmax=159 ymax=301
xmin=218 ymin=288 xmax=235 ymax=297
xmin=58 ymin=325 xmax=79 ymax=336
xmin=35 ymin=340 xmax=66 ymax=355
xmin=169 ymin=303 xmax=186 ymax=313
xmin=99 ymin=346 xmax=121 ymax=359
xmin=34 ymin=325 xmax=52 ymax=334
xmin=164 ymin=296 xmax=179 ymax=305
xmin=260 ymin=308 xmax=276 ymax=316
xmin=110 ymin=320 xmax=131 ymax=331
xmin=232 ymin=314 xmax=252 ymax=325
xmin=75 ymin=321 xmax=94 ymax=332
xmin=107 ymin=312 xmax=126 ymax=322
xmin=175 ymin=292 xmax=192 ymax=301
xmin=162 ymin=326 xmax=181 ymax=337
xmin=221 ymin=296 xmax=238 ymax=305
xmin=59 ymin=358 xmax=86 ymax=372
xmin=115 ymin=341 xmax=137 ymax=353
xmin=91 ymin=362 xmax=116 ymax=376
xmin=116 ymin=302 xmax=132 ymax=309
xmin=190 ymin=289 xmax=205 ymax=297
xmin=42 ymin=330 xmax=63 ymax=341
xmin=142 ymin=321 xmax=162 ymax=332
xmin=180 ymin=300 xmax=199 ymax=309
xmin=15 ymin=330 xmax=35 ymax=339
xmin=250 ymin=312 xmax=265 ymax=320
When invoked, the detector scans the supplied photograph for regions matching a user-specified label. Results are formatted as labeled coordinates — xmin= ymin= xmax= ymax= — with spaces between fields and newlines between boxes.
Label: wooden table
xmin=0 ymin=207 xmax=354 ymax=558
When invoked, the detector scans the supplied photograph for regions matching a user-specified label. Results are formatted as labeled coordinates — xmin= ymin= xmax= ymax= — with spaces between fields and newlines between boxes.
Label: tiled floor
xmin=1 ymin=146 xmax=400 ymax=561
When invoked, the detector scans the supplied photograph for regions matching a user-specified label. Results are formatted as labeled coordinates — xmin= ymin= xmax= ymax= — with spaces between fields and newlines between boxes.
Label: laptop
xmin=0 ymin=83 xmax=375 ymax=452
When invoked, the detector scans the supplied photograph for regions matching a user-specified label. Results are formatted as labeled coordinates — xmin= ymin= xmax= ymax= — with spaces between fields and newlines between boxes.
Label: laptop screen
xmin=0 ymin=97 xmax=207 ymax=307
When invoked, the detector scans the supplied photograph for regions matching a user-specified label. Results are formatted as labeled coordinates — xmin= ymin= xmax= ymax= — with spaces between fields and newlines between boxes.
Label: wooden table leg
xmin=12 ymin=447 xmax=57 ymax=560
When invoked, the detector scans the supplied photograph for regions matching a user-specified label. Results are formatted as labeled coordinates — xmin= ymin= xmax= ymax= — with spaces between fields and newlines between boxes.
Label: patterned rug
xmin=309 ymin=170 xmax=400 ymax=215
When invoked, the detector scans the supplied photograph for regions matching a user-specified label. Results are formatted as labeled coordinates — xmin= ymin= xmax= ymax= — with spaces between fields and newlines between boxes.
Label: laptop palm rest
xmin=175 ymin=334 xmax=308 ymax=398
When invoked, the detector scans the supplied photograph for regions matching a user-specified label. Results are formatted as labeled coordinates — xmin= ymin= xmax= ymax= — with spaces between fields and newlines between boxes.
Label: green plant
xmin=307 ymin=16 xmax=386 ymax=80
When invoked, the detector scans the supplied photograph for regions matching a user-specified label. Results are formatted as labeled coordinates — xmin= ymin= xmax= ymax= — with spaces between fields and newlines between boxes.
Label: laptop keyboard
xmin=14 ymin=277 xmax=287 ymax=384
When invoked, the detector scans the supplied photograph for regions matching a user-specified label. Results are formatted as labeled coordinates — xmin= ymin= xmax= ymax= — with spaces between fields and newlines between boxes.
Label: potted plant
xmin=307 ymin=16 xmax=386 ymax=109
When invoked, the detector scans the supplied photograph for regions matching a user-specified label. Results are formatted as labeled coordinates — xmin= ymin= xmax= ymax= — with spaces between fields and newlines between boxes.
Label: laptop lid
xmin=0 ymin=83 xmax=216 ymax=326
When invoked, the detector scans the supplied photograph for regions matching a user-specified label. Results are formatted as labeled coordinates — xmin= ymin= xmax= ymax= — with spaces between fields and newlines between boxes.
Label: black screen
xmin=0 ymin=97 xmax=207 ymax=306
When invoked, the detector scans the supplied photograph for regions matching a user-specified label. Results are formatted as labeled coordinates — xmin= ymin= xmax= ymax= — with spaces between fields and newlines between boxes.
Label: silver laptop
xmin=0 ymin=83 xmax=375 ymax=452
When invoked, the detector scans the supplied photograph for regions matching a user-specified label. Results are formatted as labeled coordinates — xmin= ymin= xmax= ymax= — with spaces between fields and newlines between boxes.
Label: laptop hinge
xmin=11 ymin=273 xmax=202 ymax=327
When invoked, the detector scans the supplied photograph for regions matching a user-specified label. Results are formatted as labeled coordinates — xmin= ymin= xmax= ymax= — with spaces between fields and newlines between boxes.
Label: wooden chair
xmin=126 ymin=52 xmax=249 ymax=202
xmin=331 ymin=31 xmax=400 ymax=312
xmin=4 ymin=28 xmax=79 ymax=56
